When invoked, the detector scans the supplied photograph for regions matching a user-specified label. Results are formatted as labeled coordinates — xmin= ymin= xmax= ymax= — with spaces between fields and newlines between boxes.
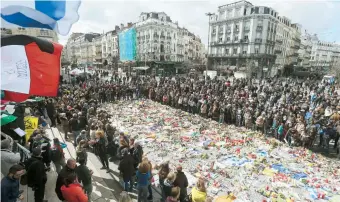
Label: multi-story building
xmin=92 ymin=35 xmax=103 ymax=67
xmin=1 ymin=27 xmax=58 ymax=42
xmin=272 ymin=18 xmax=301 ymax=75
xmin=297 ymin=31 xmax=313 ymax=69
xmin=65 ymin=33 xmax=100 ymax=66
xmin=209 ymin=0 xmax=278 ymax=78
xmin=101 ymin=27 xmax=120 ymax=66
xmin=135 ymin=12 xmax=205 ymax=65
xmin=310 ymin=35 xmax=340 ymax=72
xmin=209 ymin=0 xmax=303 ymax=77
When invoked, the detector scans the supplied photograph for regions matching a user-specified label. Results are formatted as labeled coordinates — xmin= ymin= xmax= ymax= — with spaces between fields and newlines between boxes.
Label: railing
xmin=13 ymin=141 xmax=31 ymax=162
xmin=255 ymin=38 xmax=262 ymax=43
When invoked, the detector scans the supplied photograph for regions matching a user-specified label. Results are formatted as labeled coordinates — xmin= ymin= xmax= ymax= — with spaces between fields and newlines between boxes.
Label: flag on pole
xmin=1 ymin=35 xmax=63 ymax=102
xmin=1 ymin=0 xmax=81 ymax=36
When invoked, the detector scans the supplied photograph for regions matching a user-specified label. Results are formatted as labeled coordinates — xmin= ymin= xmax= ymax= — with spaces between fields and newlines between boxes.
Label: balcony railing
xmin=275 ymin=50 xmax=282 ymax=54
xmin=153 ymin=34 xmax=159 ymax=38
xmin=244 ymin=27 xmax=250 ymax=32
xmin=160 ymin=35 xmax=165 ymax=39
xmin=255 ymin=38 xmax=262 ymax=43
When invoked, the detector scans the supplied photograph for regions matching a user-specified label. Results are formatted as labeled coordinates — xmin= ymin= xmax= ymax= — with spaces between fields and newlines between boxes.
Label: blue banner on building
xmin=119 ymin=28 xmax=137 ymax=62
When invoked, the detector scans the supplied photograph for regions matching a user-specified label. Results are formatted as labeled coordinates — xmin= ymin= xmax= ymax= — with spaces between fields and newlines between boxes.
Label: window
xmin=226 ymin=37 xmax=230 ymax=41
xmin=233 ymin=48 xmax=238 ymax=54
xmin=264 ymin=7 xmax=270 ymax=14
xmin=244 ymin=35 xmax=249 ymax=40
xmin=255 ymin=7 xmax=259 ymax=14
xmin=219 ymin=37 xmax=223 ymax=42
xmin=225 ymin=49 xmax=229 ymax=54
xmin=234 ymin=36 xmax=239 ymax=41
xmin=255 ymin=48 xmax=259 ymax=54
xmin=243 ymin=50 xmax=247 ymax=54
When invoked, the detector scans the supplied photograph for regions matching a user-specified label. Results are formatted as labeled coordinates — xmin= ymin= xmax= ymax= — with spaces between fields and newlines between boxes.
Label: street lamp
xmin=205 ymin=12 xmax=214 ymax=80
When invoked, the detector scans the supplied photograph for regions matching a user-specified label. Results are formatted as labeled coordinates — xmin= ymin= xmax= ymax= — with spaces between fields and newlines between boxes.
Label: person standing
xmin=55 ymin=158 xmax=77 ymax=201
xmin=1 ymin=165 xmax=25 ymax=202
xmin=75 ymin=158 xmax=93 ymax=200
xmin=60 ymin=113 xmax=70 ymax=139
xmin=51 ymin=138 xmax=66 ymax=174
xmin=46 ymin=99 xmax=56 ymax=127
xmin=24 ymin=147 xmax=48 ymax=202
xmin=163 ymin=172 xmax=176 ymax=201
xmin=94 ymin=130 xmax=110 ymax=172
xmin=136 ymin=161 xmax=151 ymax=202
xmin=69 ymin=113 xmax=80 ymax=146
xmin=191 ymin=178 xmax=207 ymax=202
xmin=61 ymin=173 xmax=88 ymax=202
xmin=1 ymin=135 xmax=21 ymax=176
xmin=118 ymin=148 xmax=135 ymax=192
xmin=173 ymin=166 xmax=188 ymax=202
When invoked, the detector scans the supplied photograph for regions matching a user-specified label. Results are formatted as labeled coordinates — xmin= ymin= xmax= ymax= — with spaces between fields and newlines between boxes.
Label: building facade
xmin=297 ymin=31 xmax=313 ymax=69
xmin=65 ymin=33 xmax=101 ymax=66
xmin=309 ymin=35 xmax=340 ymax=73
xmin=101 ymin=27 xmax=120 ymax=66
xmin=209 ymin=0 xmax=303 ymax=77
xmin=135 ymin=12 xmax=205 ymax=65
xmin=209 ymin=1 xmax=278 ymax=78
xmin=1 ymin=28 xmax=58 ymax=42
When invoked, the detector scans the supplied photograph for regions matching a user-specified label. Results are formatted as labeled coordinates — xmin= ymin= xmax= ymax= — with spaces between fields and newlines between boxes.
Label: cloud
xmin=59 ymin=0 xmax=340 ymax=45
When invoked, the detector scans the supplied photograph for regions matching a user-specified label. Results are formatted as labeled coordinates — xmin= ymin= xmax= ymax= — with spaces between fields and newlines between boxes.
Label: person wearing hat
xmin=173 ymin=165 xmax=189 ymax=202
xmin=24 ymin=147 xmax=48 ymax=202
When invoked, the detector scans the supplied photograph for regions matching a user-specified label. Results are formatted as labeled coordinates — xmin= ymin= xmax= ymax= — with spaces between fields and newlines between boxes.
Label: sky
xmin=2 ymin=0 xmax=340 ymax=45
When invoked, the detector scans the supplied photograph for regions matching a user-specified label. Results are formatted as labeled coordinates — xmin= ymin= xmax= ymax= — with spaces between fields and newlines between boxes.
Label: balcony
xmin=240 ymin=39 xmax=249 ymax=43
xmin=244 ymin=27 xmax=250 ymax=32
xmin=153 ymin=34 xmax=159 ymax=38
xmin=275 ymin=50 xmax=282 ymax=54
xmin=160 ymin=35 xmax=165 ymax=39
xmin=256 ymin=26 xmax=263 ymax=32
xmin=255 ymin=38 xmax=262 ymax=43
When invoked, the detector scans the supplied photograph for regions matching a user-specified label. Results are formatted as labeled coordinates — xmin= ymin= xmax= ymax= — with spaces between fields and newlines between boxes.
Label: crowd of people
xmin=1 ymin=71 xmax=339 ymax=202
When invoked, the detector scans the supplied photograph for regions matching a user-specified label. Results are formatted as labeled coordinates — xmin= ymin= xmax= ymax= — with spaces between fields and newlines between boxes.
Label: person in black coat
xmin=118 ymin=148 xmax=135 ymax=192
xmin=24 ymin=148 xmax=47 ymax=202
xmin=173 ymin=166 xmax=189 ymax=202
xmin=55 ymin=158 xmax=77 ymax=201
xmin=46 ymin=99 xmax=56 ymax=127
xmin=94 ymin=131 xmax=110 ymax=172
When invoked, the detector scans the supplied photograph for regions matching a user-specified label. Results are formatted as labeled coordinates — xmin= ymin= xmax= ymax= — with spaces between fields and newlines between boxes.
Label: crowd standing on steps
xmin=1 ymin=72 xmax=339 ymax=202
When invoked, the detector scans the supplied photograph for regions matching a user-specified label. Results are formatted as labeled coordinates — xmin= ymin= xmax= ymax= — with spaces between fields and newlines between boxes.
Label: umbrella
xmin=1 ymin=114 xmax=17 ymax=126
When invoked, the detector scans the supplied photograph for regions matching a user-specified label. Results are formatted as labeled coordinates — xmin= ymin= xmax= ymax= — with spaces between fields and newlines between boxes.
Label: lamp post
xmin=205 ymin=12 xmax=214 ymax=80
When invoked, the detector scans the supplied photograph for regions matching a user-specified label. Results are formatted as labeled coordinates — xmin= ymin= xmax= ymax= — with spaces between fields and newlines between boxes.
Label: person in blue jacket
xmin=1 ymin=164 xmax=25 ymax=202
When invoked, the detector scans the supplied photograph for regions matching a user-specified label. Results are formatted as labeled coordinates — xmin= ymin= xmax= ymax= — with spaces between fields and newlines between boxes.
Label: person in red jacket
xmin=61 ymin=173 xmax=88 ymax=202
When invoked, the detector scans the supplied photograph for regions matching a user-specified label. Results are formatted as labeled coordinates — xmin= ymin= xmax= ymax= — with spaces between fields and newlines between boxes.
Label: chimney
xmin=127 ymin=22 xmax=132 ymax=27
xmin=115 ymin=25 xmax=120 ymax=31
xmin=120 ymin=23 xmax=124 ymax=29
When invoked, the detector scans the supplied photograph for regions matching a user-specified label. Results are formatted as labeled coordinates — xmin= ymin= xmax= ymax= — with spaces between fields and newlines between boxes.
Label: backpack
xmin=51 ymin=148 xmax=62 ymax=162
xmin=76 ymin=150 xmax=86 ymax=162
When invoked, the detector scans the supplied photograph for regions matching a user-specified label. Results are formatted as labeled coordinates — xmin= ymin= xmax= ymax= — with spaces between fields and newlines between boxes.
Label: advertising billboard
xmin=118 ymin=27 xmax=137 ymax=62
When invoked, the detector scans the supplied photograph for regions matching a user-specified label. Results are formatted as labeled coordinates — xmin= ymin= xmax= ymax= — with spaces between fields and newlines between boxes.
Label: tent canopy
xmin=133 ymin=66 xmax=150 ymax=71
xmin=70 ymin=68 xmax=83 ymax=75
